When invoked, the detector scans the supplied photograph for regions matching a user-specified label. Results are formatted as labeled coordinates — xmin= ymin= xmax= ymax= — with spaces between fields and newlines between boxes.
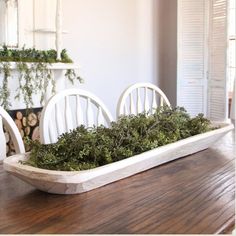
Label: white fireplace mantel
xmin=0 ymin=0 xmax=81 ymax=111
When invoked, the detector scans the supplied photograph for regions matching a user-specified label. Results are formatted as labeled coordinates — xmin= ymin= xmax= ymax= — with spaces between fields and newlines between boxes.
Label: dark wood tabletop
xmin=0 ymin=131 xmax=235 ymax=234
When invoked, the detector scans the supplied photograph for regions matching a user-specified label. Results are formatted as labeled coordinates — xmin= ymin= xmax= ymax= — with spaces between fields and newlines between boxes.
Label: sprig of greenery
xmin=65 ymin=69 xmax=83 ymax=84
xmin=0 ymin=62 xmax=11 ymax=109
xmin=15 ymin=62 xmax=56 ymax=110
xmin=24 ymin=106 xmax=214 ymax=171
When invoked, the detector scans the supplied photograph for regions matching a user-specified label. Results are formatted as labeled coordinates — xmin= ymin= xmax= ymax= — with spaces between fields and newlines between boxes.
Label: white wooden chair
xmin=0 ymin=106 xmax=25 ymax=162
xmin=40 ymin=88 xmax=114 ymax=144
xmin=117 ymin=83 xmax=171 ymax=117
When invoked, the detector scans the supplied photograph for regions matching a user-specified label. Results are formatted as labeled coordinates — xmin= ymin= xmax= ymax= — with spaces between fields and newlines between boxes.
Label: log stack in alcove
xmin=5 ymin=108 xmax=42 ymax=155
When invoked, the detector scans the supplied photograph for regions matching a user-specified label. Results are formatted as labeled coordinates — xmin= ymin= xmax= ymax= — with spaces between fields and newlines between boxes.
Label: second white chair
xmin=40 ymin=88 xmax=114 ymax=144
xmin=117 ymin=83 xmax=171 ymax=117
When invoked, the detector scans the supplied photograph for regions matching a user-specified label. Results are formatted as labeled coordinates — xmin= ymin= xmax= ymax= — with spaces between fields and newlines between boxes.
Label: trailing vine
xmin=0 ymin=46 xmax=82 ymax=110
xmin=0 ymin=62 xmax=11 ymax=110
xmin=15 ymin=62 xmax=56 ymax=110
xmin=65 ymin=69 xmax=83 ymax=84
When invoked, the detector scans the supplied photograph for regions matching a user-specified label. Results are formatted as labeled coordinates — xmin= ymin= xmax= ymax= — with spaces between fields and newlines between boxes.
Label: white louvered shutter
xmin=207 ymin=0 xmax=228 ymax=121
xmin=177 ymin=0 xmax=208 ymax=117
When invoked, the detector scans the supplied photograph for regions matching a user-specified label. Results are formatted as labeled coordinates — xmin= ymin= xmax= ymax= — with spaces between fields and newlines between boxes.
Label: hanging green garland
xmin=0 ymin=62 xmax=11 ymax=109
xmin=0 ymin=46 xmax=83 ymax=110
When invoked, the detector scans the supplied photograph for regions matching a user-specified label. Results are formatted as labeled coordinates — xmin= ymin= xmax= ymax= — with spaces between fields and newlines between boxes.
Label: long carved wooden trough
xmin=3 ymin=123 xmax=234 ymax=194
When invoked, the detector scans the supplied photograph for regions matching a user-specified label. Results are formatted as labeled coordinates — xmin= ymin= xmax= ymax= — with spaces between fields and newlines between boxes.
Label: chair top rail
xmin=117 ymin=82 xmax=171 ymax=117
xmin=40 ymin=88 xmax=114 ymax=144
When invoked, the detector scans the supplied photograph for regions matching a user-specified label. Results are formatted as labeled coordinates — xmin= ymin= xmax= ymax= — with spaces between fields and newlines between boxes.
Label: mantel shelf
xmin=3 ymin=62 xmax=79 ymax=70
xmin=48 ymin=63 xmax=79 ymax=70
xmin=33 ymin=28 xmax=68 ymax=34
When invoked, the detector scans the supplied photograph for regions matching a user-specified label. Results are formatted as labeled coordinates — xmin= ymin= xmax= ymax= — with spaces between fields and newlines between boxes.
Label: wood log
xmin=24 ymin=142 xmax=31 ymax=152
xmin=27 ymin=113 xmax=38 ymax=127
xmin=6 ymin=144 xmax=9 ymax=154
xmin=24 ymin=127 xmax=30 ymax=136
xmin=4 ymin=132 xmax=9 ymax=143
xmin=16 ymin=111 xmax=23 ymax=120
xmin=22 ymin=117 xmax=27 ymax=127
xmin=32 ymin=126 xmax=40 ymax=141
xmin=37 ymin=111 xmax=41 ymax=122
xmin=9 ymin=140 xmax=15 ymax=151
xmin=14 ymin=119 xmax=22 ymax=131
xmin=20 ymin=129 xmax=24 ymax=138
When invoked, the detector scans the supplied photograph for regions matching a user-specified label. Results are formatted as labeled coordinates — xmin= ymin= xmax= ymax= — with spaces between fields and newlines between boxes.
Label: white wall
xmin=158 ymin=0 xmax=177 ymax=106
xmin=60 ymin=0 xmax=158 ymax=117
xmin=3 ymin=0 xmax=178 ymax=116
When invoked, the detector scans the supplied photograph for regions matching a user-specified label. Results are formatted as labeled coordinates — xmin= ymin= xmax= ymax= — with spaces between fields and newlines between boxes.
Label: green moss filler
xmin=0 ymin=45 xmax=73 ymax=63
xmin=24 ymin=106 xmax=215 ymax=171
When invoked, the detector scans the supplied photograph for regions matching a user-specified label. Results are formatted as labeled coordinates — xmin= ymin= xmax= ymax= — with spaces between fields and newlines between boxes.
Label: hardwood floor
xmin=0 ymin=131 xmax=235 ymax=234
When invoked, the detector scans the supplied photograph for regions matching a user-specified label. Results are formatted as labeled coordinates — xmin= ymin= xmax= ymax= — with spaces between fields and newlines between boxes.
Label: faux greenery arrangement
xmin=0 ymin=45 xmax=72 ymax=63
xmin=24 ymin=106 xmax=214 ymax=171
xmin=0 ymin=46 xmax=82 ymax=110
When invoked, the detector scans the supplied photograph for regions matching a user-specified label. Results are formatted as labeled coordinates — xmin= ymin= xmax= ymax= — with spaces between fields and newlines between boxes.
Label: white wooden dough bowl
xmin=3 ymin=123 xmax=234 ymax=194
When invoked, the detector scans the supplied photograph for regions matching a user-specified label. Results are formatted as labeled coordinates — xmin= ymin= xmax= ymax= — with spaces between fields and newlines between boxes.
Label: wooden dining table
xmin=0 ymin=131 xmax=235 ymax=234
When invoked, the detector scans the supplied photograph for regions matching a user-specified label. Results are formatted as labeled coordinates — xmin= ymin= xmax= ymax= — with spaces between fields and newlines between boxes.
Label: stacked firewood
xmin=6 ymin=108 xmax=42 ymax=155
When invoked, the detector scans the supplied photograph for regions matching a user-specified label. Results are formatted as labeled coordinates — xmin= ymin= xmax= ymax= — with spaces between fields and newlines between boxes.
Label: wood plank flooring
xmin=0 ymin=131 xmax=235 ymax=234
